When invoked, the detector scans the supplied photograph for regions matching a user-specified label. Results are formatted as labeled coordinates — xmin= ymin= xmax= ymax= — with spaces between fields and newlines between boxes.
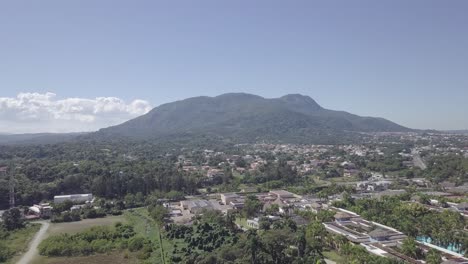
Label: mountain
xmin=96 ymin=93 xmax=411 ymax=143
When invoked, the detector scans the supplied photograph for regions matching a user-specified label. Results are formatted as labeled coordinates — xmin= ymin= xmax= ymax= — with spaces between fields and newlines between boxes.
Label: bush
xmin=0 ymin=242 xmax=13 ymax=262
xmin=128 ymin=236 xmax=146 ymax=252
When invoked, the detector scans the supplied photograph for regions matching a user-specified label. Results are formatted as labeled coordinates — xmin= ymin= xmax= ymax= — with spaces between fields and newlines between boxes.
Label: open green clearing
xmin=32 ymin=252 xmax=140 ymax=264
xmin=46 ymin=215 xmax=126 ymax=236
xmin=31 ymin=215 xmax=126 ymax=264
xmin=3 ymin=223 xmax=41 ymax=264
xmin=124 ymin=208 xmax=168 ymax=264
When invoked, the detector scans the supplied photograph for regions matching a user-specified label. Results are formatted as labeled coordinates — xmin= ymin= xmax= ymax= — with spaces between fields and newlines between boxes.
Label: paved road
xmin=17 ymin=221 xmax=50 ymax=264
xmin=412 ymin=149 xmax=427 ymax=170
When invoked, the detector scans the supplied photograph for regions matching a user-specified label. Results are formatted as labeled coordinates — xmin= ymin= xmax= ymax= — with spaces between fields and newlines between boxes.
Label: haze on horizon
xmin=1 ymin=0 xmax=468 ymax=133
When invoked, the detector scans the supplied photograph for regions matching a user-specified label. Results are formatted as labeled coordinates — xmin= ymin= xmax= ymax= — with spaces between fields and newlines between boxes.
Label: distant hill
xmin=95 ymin=93 xmax=412 ymax=144
xmin=0 ymin=132 xmax=86 ymax=145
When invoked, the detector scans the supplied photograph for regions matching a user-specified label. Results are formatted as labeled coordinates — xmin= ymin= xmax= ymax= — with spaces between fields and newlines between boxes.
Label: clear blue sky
xmin=1 ymin=0 xmax=468 ymax=131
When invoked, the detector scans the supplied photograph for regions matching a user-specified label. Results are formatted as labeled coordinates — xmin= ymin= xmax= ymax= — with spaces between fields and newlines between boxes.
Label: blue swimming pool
xmin=416 ymin=236 xmax=465 ymax=255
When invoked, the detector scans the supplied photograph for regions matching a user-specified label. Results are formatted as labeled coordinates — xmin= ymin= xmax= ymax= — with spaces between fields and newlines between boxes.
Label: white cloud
xmin=0 ymin=92 xmax=152 ymax=133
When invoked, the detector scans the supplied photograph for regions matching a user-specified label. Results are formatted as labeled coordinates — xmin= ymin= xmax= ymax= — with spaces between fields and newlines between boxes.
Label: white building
xmin=54 ymin=193 xmax=93 ymax=204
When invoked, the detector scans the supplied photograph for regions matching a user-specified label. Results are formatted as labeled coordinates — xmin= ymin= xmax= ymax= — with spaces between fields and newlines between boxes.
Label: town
xmin=1 ymin=132 xmax=467 ymax=263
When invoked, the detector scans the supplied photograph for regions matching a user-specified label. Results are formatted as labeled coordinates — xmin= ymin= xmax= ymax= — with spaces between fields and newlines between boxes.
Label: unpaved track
xmin=17 ymin=221 xmax=50 ymax=264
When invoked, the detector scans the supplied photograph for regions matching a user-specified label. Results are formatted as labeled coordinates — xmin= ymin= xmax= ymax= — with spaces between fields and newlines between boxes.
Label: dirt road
xmin=17 ymin=221 xmax=50 ymax=264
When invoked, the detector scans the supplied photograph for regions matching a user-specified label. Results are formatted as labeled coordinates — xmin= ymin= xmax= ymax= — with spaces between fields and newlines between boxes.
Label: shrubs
xmin=128 ymin=236 xmax=146 ymax=251
xmin=51 ymin=207 xmax=112 ymax=223
xmin=38 ymin=222 xmax=150 ymax=257
xmin=51 ymin=211 xmax=82 ymax=223
xmin=0 ymin=242 xmax=13 ymax=262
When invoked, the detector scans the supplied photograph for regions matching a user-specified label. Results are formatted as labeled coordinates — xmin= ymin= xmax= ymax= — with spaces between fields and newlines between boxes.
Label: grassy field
xmin=32 ymin=252 xmax=139 ymax=264
xmin=46 ymin=215 xmax=126 ymax=236
xmin=125 ymin=208 xmax=168 ymax=264
xmin=31 ymin=215 xmax=126 ymax=264
xmin=4 ymin=223 xmax=41 ymax=264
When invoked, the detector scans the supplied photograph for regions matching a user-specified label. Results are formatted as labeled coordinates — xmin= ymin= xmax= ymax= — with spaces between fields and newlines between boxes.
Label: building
xmin=180 ymin=199 xmax=232 ymax=215
xmin=247 ymin=218 xmax=260 ymax=229
xmin=28 ymin=203 xmax=53 ymax=218
xmin=368 ymin=228 xmax=395 ymax=242
xmin=220 ymin=193 xmax=240 ymax=205
xmin=269 ymin=190 xmax=298 ymax=199
xmin=207 ymin=169 xmax=225 ymax=178
xmin=54 ymin=193 xmax=93 ymax=204
xmin=334 ymin=211 xmax=354 ymax=222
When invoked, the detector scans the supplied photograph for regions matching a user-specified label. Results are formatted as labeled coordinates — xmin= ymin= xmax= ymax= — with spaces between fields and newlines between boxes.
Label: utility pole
xmin=0 ymin=166 xmax=11 ymax=208
xmin=0 ymin=165 xmax=15 ymax=208
xmin=9 ymin=167 xmax=15 ymax=208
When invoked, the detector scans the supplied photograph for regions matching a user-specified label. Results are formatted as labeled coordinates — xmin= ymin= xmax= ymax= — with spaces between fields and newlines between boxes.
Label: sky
xmin=1 ymin=0 xmax=468 ymax=133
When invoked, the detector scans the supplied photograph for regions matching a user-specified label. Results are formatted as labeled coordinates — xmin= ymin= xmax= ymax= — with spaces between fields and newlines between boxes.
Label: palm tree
xmin=401 ymin=237 xmax=418 ymax=259
xmin=425 ymin=249 xmax=442 ymax=264
xmin=246 ymin=229 xmax=260 ymax=264
xmin=296 ymin=227 xmax=307 ymax=257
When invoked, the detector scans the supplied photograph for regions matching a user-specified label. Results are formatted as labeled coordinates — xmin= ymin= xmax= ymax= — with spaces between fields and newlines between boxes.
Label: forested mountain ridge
xmin=96 ymin=93 xmax=411 ymax=143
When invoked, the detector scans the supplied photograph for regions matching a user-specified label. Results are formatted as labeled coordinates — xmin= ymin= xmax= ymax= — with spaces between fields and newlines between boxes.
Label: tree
xmin=259 ymin=217 xmax=271 ymax=230
xmin=244 ymin=195 xmax=262 ymax=218
xmin=261 ymin=229 xmax=294 ymax=264
xmin=235 ymin=158 xmax=247 ymax=168
xmin=2 ymin=208 xmax=24 ymax=230
xmin=296 ymin=227 xmax=307 ymax=258
xmin=401 ymin=237 xmax=420 ymax=259
xmin=305 ymin=221 xmax=326 ymax=252
xmin=265 ymin=204 xmax=279 ymax=215
xmin=426 ymin=249 xmax=442 ymax=264
xmin=149 ymin=205 xmax=168 ymax=226
xmin=245 ymin=229 xmax=261 ymax=264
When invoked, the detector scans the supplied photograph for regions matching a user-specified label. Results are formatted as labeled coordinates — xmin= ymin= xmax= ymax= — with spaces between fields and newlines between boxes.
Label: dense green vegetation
xmin=38 ymin=222 xmax=152 ymax=259
xmin=334 ymin=195 xmax=468 ymax=255
xmin=426 ymin=154 xmax=468 ymax=183
xmin=0 ymin=222 xmax=40 ymax=263
xmin=0 ymin=141 xmax=222 ymax=209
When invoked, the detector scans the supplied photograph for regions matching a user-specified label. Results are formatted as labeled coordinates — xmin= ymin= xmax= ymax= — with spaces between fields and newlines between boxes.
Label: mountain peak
xmin=279 ymin=94 xmax=323 ymax=111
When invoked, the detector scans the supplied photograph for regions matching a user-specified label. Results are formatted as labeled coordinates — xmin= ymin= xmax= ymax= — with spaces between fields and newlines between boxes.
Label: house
xmin=180 ymin=199 xmax=232 ymax=215
xmin=220 ymin=193 xmax=240 ymax=205
xmin=207 ymin=169 xmax=225 ymax=178
xmin=230 ymin=200 xmax=245 ymax=210
xmin=290 ymin=215 xmax=308 ymax=226
xmin=368 ymin=228 xmax=394 ymax=241
xmin=54 ymin=193 xmax=93 ymax=204
xmin=28 ymin=203 xmax=53 ymax=218
xmin=344 ymin=169 xmax=360 ymax=177
xmin=310 ymin=202 xmax=322 ymax=213
xmin=334 ymin=211 xmax=353 ymax=222
xmin=247 ymin=218 xmax=260 ymax=229
xmin=269 ymin=190 xmax=298 ymax=199
xmin=263 ymin=196 xmax=289 ymax=213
